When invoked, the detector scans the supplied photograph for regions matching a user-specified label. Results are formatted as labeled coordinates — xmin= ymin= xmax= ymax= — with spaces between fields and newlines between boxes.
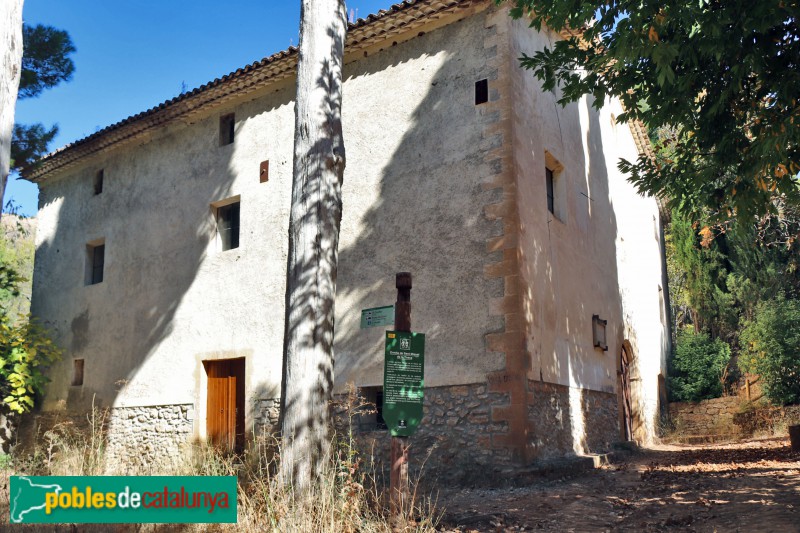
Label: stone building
xmin=25 ymin=0 xmax=670 ymax=480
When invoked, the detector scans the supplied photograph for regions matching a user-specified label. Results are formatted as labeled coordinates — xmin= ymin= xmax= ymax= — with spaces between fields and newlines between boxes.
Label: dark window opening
xmin=86 ymin=243 xmax=105 ymax=285
xmin=72 ymin=359 xmax=84 ymax=386
xmin=357 ymin=386 xmax=387 ymax=431
xmin=217 ymin=202 xmax=240 ymax=251
xmin=546 ymin=167 xmax=555 ymax=214
xmin=219 ymin=113 xmax=235 ymax=146
xmin=94 ymin=170 xmax=104 ymax=195
xmin=475 ymin=79 xmax=489 ymax=105
xmin=375 ymin=390 xmax=387 ymax=430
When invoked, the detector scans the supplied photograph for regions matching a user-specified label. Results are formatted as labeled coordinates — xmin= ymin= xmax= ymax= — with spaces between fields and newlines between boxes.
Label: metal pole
xmin=390 ymin=272 xmax=411 ymax=519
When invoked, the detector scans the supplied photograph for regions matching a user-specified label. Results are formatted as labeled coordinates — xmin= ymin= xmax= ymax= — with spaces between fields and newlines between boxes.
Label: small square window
xmin=219 ymin=113 xmax=235 ymax=146
xmin=85 ymin=240 xmax=105 ymax=285
xmin=215 ymin=200 xmax=240 ymax=251
xmin=72 ymin=359 xmax=84 ymax=387
xmin=94 ymin=169 xmax=104 ymax=195
xmin=475 ymin=79 xmax=488 ymax=105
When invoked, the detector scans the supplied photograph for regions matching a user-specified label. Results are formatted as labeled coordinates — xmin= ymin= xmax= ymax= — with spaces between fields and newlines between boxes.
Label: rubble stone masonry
xmin=105 ymin=404 xmax=194 ymax=471
xmin=342 ymin=381 xmax=619 ymax=485
xmin=668 ymin=396 xmax=741 ymax=435
xmin=527 ymin=381 xmax=619 ymax=460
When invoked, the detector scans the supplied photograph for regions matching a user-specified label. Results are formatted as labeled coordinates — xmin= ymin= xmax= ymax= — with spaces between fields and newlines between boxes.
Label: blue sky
xmin=7 ymin=0 xmax=396 ymax=216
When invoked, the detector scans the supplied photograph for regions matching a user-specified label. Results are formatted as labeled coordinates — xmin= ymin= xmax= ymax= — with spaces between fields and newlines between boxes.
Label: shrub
xmin=669 ymin=326 xmax=731 ymax=401
xmin=0 ymin=315 xmax=61 ymax=414
xmin=0 ymin=260 xmax=61 ymax=416
xmin=739 ymin=295 xmax=800 ymax=405
xmin=1 ymin=417 xmax=439 ymax=532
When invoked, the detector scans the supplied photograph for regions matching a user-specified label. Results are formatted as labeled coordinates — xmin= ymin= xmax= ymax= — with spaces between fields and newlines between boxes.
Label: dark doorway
xmin=204 ymin=358 xmax=245 ymax=452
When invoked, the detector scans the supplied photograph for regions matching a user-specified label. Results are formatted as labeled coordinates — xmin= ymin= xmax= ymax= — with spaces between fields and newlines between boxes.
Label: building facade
xmin=26 ymin=0 xmax=669 ymax=481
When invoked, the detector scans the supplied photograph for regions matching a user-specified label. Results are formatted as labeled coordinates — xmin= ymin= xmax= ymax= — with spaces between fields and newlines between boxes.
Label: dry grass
xmin=0 ymin=398 xmax=439 ymax=532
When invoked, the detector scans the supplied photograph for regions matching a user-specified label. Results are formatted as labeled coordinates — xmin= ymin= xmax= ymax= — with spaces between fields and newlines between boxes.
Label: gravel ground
xmin=437 ymin=437 xmax=800 ymax=532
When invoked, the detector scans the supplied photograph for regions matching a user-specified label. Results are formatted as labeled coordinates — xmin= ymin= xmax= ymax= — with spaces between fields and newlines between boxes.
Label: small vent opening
xmin=475 ymin=79 xmax=489 ymax=105
xmin=94 ymin=170 xmax=104 ymax=195
xmin=219 ymin=113 xmax=235 ymax=146
xmin=72 ymin=359 xmax=84 ymax=386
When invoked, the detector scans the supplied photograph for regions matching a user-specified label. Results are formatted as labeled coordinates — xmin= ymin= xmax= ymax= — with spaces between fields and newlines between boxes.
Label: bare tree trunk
xmin=0 ymin=0 xmax=24 ymax=207
xmin=280 ymin=0 xmax=347 ymax=493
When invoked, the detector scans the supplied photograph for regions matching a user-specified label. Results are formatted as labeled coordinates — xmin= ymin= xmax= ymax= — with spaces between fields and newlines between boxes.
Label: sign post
xmin=385 ymin=272 xmax=424 ymax=521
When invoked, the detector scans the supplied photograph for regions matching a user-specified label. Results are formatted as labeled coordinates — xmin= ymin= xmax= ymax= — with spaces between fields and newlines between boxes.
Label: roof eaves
xmin=626 ymin=118 xmax=670 ymax=222
xmin=24 ymin=0 xmax=483 ymax=182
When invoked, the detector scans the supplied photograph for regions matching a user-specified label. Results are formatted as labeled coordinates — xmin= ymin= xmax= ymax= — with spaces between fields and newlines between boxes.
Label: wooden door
xmin=205 ymin=358 xmax=245 ymax=452
xmin=620 ymin=347 xmax=633 ymax=442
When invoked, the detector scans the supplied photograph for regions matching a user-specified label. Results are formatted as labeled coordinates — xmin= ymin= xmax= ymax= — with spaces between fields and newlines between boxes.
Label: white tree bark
xmin=280 ymin=0 xmax=347 ymax=493
xmin=0 ymin=0 xmax=23 ymax=207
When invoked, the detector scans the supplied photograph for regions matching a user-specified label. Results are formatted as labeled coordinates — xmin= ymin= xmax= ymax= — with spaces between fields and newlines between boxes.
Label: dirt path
xmin=438 ymin=437 xmax=800 ymax=532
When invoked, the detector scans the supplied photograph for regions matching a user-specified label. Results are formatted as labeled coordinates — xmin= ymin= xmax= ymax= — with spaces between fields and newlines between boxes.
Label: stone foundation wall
xmin=733 ymin=404 xmax=800 ymax=435
xmin=105 ymin=404 xmax=194 ymax=471
xmin=339 ymin=381 xmax=620 ymax=486
xmin=668 ymin=396 xmax=741 ymax=435
xmin=253 ymin=398 xmax=281 ymax=436
xmin=338 ymin=383 xmax=513 ymax=486
xmin=22 ymin=382 xmax=620 ymax=481
xmin=527 ymin=381 xmax=619 ymax=460
xmin=415 ymin=384 xmax=514 ymax=481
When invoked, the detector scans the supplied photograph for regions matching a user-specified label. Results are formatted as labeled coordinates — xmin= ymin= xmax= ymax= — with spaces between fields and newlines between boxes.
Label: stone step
xmin=491 ymin=451 xmax=618 ymax=486
xmin=580 ymin=452 xmax=613 ymax=468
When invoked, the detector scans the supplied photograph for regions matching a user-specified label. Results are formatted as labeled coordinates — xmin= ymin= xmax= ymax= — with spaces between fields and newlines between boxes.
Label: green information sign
xmin=383 ymin=331 xmax=425 ymax=436
xmin=360 ymin=305 xmax=394 ymax=329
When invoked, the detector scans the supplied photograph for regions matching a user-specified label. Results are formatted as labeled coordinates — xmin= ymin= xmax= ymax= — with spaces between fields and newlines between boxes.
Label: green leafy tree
xmin=666 ymin=204 xmax=800 ymax=386
xmin=0 ymin=215 xmax=35 ymax=319
xmin=740 ymin=295 xmax=800 ymax=405
xmin=724 ymin=200 xmax=800 ymax=315
xmin=0 ymin=263 xmax=23 ymax=313
xmin=667 ymin=210 xmax=734 ymax=338
xmin=18 ymin=24 xmax=75 ymax=99
xmin=10 ymin=124 xmax=59 ymax=171
xmin=0 ymin=218 xmax=57 ymax=416
xmin=0 ymin=218 xmax=54 ymax=452
xmin=669 ymin=326 xmax=731 ymax=401
xmin=500 ymin=0 xmax=800 ymax=220
xmin=9 ymin=24 xmax=75 ymax=172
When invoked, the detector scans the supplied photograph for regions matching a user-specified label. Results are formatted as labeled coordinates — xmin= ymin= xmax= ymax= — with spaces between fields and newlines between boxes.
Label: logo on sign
xmin=400 ymin=338 xmax=410 ymax=350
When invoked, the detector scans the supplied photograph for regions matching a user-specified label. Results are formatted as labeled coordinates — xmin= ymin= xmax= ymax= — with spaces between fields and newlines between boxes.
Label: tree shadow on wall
xmin=278 ymin=20 xmax=346 ymax=484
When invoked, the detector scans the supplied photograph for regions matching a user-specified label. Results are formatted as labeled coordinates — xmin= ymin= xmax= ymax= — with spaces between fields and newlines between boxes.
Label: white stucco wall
xmin=32 ymin=10 xmax=506 ymax=429
xmin=507 ymin=17 xmax=669 ymax=442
